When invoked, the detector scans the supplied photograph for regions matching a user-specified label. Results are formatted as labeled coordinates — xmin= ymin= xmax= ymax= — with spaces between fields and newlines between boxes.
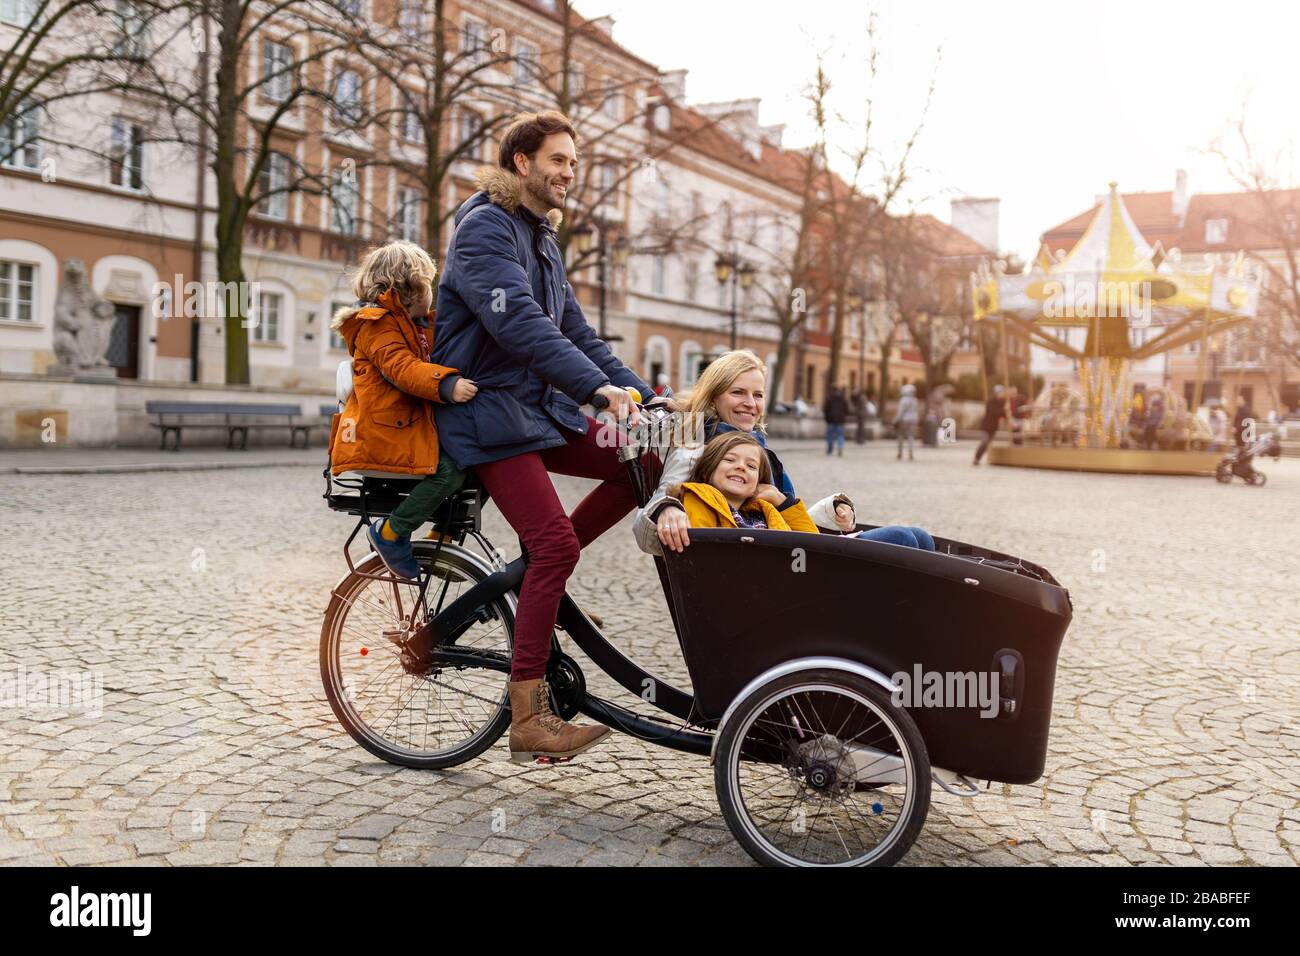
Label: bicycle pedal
xmin=534 ymin=755 xmax=574 ymax=765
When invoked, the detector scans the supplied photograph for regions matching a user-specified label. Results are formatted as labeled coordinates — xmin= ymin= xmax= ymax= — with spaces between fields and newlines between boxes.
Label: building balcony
xmin=321 ymin=232 xmax=368 ymax=264
xmin=247 ymin=218 xmax=303 ymax=254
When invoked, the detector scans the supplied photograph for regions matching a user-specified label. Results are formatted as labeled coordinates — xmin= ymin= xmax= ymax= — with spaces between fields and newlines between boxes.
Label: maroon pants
xmin=475 ymin=417 xmax=634 ymax=680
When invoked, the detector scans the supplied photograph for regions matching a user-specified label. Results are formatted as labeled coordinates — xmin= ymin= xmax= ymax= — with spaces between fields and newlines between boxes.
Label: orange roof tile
xmin=1041 ymin=187 xmax=1300 ymax=255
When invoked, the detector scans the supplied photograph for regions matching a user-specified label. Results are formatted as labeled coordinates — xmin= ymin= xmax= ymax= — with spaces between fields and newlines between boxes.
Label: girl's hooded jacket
xmin=636 ymin=481 xmax=810 ymax=555
xmin=329 ymin=288 xmax=459 ymax=476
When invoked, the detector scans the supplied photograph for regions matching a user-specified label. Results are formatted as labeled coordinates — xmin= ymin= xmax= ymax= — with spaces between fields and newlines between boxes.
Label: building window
xmin=602 ymin=85 xmax=622 ymax=120
xmin=262 ymin=40 xmax=293 ymax=102
xmin=112 ymin=0 xmax=149 ymax=57
xmin=0 ymin=0 xmax=37 ymax=26
xmin=257 ymin=151 xmax=290 ymax=219
xmin=398 ymin=0 xmax=424 ymax=38
xmin=253 ymin=291 xmax=282 ymax=343
xmin=0 ymin=102 xmax=39 ymax=170
xmin=395 ymin=187 xmax=421 ymax=242
xmin=332 ymin=69 xmax=362 ymax=126
xmin=109 ymin=118 xmax=144 ymax=190
xmin=514 ymin=39 xmax=539 ymax=86
xmin=683 ymin=257 xmax=699 ymax=302
xmin=1205 ymin=218 xmax=1228 ymax=244
xmin=567 ymin=62 xmax=585 ymax=96
xmin=339 ymin=0 xmax=362 ymax=15
xmin=331 ymin=168 xmax=359 ymax=235
xmin=0 ymin=260 xmax=36 ymax=322
xmin=457 ymin=109 xmax=482 ymax=155
xmin=651 ymin=254 xmax=666 ymax=296
xmin=599 ymin=161 xmax=617 ymax=198
xmin=399 ymin=108 xmax=421 ymax=142
xmin=462 ymin=17 xmax=487 ymax=66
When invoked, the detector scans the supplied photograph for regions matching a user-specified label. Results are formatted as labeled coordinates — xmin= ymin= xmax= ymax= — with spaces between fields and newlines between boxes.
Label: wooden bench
xmin=145 ymin=401 xmax=327 ymax=450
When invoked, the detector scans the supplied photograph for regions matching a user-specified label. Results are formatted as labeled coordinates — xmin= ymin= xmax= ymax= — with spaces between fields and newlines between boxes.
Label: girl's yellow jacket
xmin=672 ymin=482 xmax=820 ymax=533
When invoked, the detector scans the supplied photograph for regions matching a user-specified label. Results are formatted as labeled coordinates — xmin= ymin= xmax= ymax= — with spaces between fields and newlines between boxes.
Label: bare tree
xmin=137 ymin=0 xmax=378 ymax=384
xmin=806 ymin=14 xmax=938 ymax=389
xmin=880 ymin=212 xmax=973 ymax=394
xmin=0 ymin=0 xmax=164 ymax=169
xmin=350 ymin=0 xmax=531 ymax=258
xmin=749 ymin=147 xmax=822 ymax=403
xmin=1209 ymin=114 xmax=1300 ymax=392
xmin=530 ymin=0 xmax=736 ymax=279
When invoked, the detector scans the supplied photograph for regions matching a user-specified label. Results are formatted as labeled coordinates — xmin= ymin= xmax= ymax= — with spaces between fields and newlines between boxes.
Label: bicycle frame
xmin=406 ymin=539 xmax=714 ymax=757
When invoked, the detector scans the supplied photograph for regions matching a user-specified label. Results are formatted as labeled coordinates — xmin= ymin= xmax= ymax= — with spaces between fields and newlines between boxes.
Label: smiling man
xmin=432 ymin=110 xmax=650 ymax=763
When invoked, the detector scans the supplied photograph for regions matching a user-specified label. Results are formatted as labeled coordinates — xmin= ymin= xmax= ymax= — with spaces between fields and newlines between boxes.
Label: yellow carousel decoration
xmin=971 ymin=183 xmax=1259 ymax=474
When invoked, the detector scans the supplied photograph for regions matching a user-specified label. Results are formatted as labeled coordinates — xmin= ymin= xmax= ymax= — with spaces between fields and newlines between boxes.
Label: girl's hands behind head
xmin=452 ymin=378 xmax=478 ymax=403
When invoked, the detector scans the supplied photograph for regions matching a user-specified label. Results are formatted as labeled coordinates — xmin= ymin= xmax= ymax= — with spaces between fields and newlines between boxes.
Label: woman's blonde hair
xmin=678 ymin=349 xmax=768 ymax=444
xmin=350 ymin=241 xmax=437 ymax=312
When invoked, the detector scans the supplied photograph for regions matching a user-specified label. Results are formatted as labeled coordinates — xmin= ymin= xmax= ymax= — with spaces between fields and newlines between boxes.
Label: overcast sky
xmin=585 ymin=0 xmax=1300 ymax=259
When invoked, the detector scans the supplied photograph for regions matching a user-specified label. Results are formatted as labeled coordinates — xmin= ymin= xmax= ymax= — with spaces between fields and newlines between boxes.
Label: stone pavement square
xmin=1 ymin=439 xmax=1297 ymax=866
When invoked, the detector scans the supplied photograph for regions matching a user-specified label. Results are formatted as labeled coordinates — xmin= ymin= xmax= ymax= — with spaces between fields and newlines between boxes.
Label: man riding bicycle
xmin=430 ymin=110 xmax=650 ymax=763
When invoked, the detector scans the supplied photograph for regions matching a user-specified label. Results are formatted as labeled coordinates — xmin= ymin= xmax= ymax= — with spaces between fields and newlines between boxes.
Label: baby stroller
xmin=1215 ymin=433 xmax=1281 ymax=486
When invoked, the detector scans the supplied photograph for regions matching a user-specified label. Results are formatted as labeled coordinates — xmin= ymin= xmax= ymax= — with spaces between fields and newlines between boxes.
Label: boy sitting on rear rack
xmin=329 ymin=241 xmax=478 ymax=579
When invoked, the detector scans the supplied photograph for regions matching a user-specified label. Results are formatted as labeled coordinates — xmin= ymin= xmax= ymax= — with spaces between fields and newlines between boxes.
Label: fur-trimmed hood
xmin=473 ymin=165 xmax=564 ymax=228
xmin=329 ymin=288 xmax=406 ymax=334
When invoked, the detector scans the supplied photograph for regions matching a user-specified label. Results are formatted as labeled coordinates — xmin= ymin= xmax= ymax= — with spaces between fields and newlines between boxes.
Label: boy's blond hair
xmin=349 ymin=241 xmax=437 ymax=313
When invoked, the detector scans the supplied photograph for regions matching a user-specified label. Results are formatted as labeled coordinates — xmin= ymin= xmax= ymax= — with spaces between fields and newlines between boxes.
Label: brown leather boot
xmin=508 ymin=679 xmax=610 ymax=763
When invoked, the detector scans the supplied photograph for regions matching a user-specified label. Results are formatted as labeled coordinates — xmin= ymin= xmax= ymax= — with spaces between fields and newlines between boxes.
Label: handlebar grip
xmin=590 ymin=386 xmax=641 ymax=411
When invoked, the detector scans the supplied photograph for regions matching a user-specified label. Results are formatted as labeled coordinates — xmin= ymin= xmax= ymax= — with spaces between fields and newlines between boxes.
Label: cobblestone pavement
xmin=2 ymin=439 xmax=1297 ymax=866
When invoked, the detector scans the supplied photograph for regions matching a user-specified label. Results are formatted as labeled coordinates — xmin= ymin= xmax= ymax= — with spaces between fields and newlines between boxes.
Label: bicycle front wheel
xmin=320 ymin=540 xmax=514 ymax=769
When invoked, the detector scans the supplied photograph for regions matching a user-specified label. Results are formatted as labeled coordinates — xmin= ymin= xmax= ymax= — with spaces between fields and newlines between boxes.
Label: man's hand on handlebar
xmin=656 ymin=503 xmax=690 ymax=553
xmin=593 ymin=384 xmax=642 ymax=426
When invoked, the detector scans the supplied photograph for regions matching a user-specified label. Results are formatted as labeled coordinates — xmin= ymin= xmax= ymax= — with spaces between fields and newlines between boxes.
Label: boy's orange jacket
xmin=329 ymin=288 xmax=459 ymax=476
xmin=670 ymin=482 xmax=819 ymax=533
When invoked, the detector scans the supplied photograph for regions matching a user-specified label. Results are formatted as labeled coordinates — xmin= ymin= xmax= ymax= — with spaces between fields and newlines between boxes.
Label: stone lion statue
xmin=52 ymin=258 xmax=116 ymax=374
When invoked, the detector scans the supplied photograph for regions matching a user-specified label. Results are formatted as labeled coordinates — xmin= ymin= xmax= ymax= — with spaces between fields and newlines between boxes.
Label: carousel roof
xmin=973 ymin=183 xmax=1259 ymax=335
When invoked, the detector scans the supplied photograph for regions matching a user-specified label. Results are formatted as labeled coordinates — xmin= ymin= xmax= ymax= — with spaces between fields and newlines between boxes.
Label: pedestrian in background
xmin=824 ymin=384 xmax=849 ymax=456
xmin=972 ymin=384 xmax=1006 ymax=465
xmin=1233 ymin=395 xmax=1252 ymax=448
xmin=894 ymin=383 xmax=919 ymax=460
xmin=852 ymin=390 xmax=867 ymax=444
xmin=1144 ymin=392 xmax=1164 ymax=450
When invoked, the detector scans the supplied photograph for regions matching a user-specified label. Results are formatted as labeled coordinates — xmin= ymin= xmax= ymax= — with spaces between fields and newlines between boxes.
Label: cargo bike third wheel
xmin=713 ymin=668 xmax=931 ymax=867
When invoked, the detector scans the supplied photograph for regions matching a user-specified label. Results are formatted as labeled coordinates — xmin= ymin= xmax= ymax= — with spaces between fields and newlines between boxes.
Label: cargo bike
xmin=320 ymin=398 xmax=1073 ymax=866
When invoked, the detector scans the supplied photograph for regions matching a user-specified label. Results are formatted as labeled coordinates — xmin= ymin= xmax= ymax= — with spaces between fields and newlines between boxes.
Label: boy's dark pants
xmin=387 ymin=455 xmax=466 ymax=536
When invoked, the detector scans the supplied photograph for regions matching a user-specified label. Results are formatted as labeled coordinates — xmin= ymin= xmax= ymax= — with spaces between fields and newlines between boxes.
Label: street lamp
xmin=574 ymin=221 xmax=623 ymax=342
xmin=715 ymin=253 xmax=755 ymax=351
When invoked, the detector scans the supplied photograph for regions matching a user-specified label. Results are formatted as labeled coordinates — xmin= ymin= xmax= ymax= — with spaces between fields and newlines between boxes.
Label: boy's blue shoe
xmin=367 ymin=519 xmax=420 ymax=580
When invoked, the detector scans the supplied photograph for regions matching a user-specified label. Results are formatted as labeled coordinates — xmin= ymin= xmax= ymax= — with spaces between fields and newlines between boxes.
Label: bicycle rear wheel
xmin=320 ymin=540 xmax=514 ymax=769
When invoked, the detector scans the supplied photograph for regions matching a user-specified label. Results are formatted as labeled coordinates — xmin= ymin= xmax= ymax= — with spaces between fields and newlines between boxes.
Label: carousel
xmin=971 ymin=183 xmax=1260 ymax=475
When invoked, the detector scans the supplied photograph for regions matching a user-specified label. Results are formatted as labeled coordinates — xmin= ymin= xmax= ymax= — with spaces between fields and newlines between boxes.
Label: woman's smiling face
xmin=710 ymin=443 xmax=763 ymax=503
xmin=713 ymin=368 xmax=766 ymax=432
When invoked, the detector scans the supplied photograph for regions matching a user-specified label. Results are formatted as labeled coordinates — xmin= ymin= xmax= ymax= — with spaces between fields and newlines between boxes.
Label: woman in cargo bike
xmin=634 ymin=349 xmax=935 ymax=556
